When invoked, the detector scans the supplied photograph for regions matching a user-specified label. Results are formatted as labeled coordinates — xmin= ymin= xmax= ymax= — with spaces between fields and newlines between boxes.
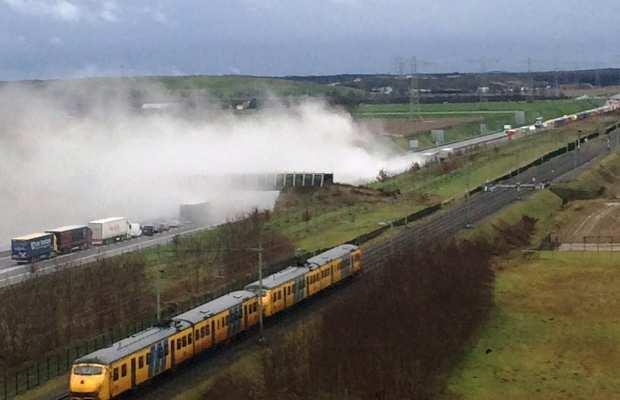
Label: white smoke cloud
xmin=0 ymin=82 xmax=422 ymax=248
xmin=3 ymin=0 xmax=81 ymax=21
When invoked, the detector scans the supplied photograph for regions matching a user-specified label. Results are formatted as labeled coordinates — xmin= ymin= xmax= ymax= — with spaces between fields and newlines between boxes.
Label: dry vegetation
xmin=198 ymin=217 xmax=538 ymax=400
xmin=0 ymin=255 xmax=151 ymax=371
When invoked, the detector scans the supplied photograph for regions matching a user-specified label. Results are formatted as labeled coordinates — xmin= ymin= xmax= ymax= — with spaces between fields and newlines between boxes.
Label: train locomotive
xmin=68 ymin=244 xmax=362 ymax=400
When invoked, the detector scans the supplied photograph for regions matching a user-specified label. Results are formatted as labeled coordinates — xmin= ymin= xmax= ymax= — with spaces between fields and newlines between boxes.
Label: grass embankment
xmin=445 ymin=150 xmax=620 ymax=400
xmin=355 ymin=99 xmax=605 ymax=147
xmin=445 ymin=252 xmax=620 ymax=400
xmin=269 ymin=115 xmax=618 ymax=252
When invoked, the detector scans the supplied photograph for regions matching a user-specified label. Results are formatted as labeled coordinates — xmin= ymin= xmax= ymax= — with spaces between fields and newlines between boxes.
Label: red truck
xmin=46 ymin=225 xmax=92 ymax=254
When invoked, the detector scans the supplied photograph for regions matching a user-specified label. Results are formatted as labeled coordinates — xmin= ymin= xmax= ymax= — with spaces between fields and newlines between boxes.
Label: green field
xmin=445 ymin=251 xmax=620 ymax=400
xmin=355 ymin=99 xmax=604 ymax=117
xmin=355 ymin=99 xmax=605 ymax=147
xmin=149 ymin=75 xmax=364 ymax=99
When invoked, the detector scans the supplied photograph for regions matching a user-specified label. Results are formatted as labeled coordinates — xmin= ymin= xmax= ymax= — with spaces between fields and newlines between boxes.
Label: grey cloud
xmin=3 ymin=0 xmax=81 ymax=21
xmin=1 ymin=0 xmax=620 ymax=80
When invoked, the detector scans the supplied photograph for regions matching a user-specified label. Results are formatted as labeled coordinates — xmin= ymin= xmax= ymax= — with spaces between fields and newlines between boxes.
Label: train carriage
xmin=69 ymin=291 xmax=258 ymax=400
xmin=69 ymin=245 xmax=362 ymax=400
xmin=245 ymin=266 xmax=308 ymax=317
xmin=70 ymin=324 xmax=179 ymax=400
xmin=305 ymin=244 xmax=362 ymax=288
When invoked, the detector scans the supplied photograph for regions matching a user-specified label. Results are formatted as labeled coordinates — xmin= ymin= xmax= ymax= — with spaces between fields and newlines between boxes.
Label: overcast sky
xmin=1 ymin=0 xmax=620 ymax=80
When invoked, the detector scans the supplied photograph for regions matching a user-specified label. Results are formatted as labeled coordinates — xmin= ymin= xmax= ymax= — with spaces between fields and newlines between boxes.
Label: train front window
xmin=74 ymin=366 xmax=103 ymax=376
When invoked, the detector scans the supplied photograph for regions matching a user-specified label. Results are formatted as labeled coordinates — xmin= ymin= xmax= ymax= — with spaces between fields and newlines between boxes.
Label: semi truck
xmin=88 ymin=217 xmax=130 ymax=245
xmin=11 ymin=232 xmax=55 ymax=263
xmin=535 ymin=117 xmax=544 ymax=129
xmin=128 ymin=222 xmax=142 ymax=238
xmin=46 ymin=225 xmax=92 ymax=254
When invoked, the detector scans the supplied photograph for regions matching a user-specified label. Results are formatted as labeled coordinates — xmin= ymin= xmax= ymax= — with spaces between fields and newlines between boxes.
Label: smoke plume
xmin=0 ymin=81 xmax=422 ymax=248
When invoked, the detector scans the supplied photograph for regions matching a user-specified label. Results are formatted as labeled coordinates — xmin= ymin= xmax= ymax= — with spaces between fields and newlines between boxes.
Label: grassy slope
xmin=446 ymin=151 xmax=620 ymax=400
xmin=446 ymin=251 xmax=620 ymax=400
xmin=458 ymin=190 xmax=563 ymax=246
xmin=151 ymin=75 xmax=365 ymax=99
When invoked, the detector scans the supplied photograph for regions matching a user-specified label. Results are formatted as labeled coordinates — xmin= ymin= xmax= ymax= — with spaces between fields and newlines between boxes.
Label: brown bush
xmin=490 ymin=215 xmax=538 ymax=253
xmin=0 ymin=254 xmax=150 ymax=371
xmin=203 ymin=239 xmax=496 ymax=400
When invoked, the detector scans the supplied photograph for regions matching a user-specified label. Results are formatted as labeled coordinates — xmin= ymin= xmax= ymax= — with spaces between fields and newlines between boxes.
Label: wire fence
xmin=1 ymin=121 xmax=619 ymax=400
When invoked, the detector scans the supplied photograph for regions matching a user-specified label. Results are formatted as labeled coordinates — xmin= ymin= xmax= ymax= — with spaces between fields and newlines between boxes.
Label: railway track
xmin=46 ymin=127 xmax=619 ymax=400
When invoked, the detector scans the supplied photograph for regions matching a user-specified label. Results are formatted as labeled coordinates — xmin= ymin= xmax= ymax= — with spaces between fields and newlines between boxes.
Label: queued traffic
xmin=10 ymin=218 xmax=177 ymax=264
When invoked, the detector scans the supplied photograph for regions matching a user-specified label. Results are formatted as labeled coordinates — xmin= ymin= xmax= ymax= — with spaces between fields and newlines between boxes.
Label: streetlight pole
xmin=155 ymin=247 xmax=163 ymax=322
xmin=575 ymin=130 xmax=582 ymax=169
xmin=156 ymin=274 xmax=161 ymax=321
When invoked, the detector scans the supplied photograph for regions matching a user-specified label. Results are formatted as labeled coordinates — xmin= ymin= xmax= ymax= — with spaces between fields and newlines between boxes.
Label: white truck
xmin=88 ymin=217 xmax=130 ymax=245
xmin=534 ymin=117 xmax=544 ymax=129
xmin=128 ymin=222 xmax=142 ymax=238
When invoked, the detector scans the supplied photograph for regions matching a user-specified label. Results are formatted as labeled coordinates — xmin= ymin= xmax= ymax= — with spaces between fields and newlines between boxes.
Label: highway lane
xmin=0 ymin=223 xmax=213 ymax=288
xmin=415 ymin=101 xmax=619 ymax=160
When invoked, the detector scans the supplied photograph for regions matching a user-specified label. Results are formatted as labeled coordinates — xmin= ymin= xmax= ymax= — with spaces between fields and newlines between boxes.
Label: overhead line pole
xmin=257 ymin=239 xmax=264 ymax=343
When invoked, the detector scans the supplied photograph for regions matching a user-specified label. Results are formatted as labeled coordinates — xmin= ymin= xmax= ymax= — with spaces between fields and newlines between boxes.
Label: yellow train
xmin=69 ymin=244 xmax=362 ymax=400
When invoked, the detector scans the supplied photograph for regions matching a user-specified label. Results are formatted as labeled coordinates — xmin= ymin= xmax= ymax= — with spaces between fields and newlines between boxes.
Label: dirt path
xmin=561 ymin=200 xmax=620 ymax=242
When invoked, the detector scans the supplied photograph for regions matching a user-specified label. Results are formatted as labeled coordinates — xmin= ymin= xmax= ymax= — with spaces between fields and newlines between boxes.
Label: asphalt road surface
xmin=0 ymin=224 xmax=212 ymax=288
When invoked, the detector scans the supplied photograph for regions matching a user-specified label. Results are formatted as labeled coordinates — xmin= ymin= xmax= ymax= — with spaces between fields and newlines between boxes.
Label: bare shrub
xmin=0 ymin=253 xmax=150 ymax=371
xmin=203 ymin=239 xmax=496 ymax=400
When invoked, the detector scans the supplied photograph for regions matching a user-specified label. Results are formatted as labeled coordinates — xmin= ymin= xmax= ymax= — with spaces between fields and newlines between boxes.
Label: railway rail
xmin=39 ymin=125 xmax=620 ymax=400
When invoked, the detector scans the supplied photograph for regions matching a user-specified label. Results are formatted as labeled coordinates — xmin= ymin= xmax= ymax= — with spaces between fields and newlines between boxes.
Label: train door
xmin=296 ymin=276 xmax=305 ymax=301
xmin=342 ymin=256 xmax=350 ymax=278
xmin=230 ymin=305 xmax=241 ymax=336
xmin=211 ymin=320 xmax=215 ymax=344
xmin=170 ymin=339 xmax=176 ymax=368
xmin=243 ymin=304 xmax=248 ymax=330
xmin=148 ymin=341 xmax=167 ymax=377
xmin=130 ymin=358 xmax=136 ymax=388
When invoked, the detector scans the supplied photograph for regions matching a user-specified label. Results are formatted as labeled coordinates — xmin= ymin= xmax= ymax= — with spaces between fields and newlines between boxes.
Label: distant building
xmin=231 ymin=98 xmax=257 ymax=110
xmin=141 ymin=102 xmax=182 ymax=112
xmin=371 ymin=86 xmax=394 ymax=95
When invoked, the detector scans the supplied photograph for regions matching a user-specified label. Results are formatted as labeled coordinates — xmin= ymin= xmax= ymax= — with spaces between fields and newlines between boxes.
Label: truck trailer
xmin=88 ymin=217 xmax=129 ymax=245
xmin=46 ymin=225 xmax=92 ymax=254
xmin=11 ymin=232 xmax=55 ymax=263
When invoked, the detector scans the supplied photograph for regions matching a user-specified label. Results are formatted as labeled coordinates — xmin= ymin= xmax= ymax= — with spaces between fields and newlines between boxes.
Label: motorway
xmin=0 ymin=224 xmax=212 ymax=288
xmin=415 ymin=101 xmax=619 ymax=160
